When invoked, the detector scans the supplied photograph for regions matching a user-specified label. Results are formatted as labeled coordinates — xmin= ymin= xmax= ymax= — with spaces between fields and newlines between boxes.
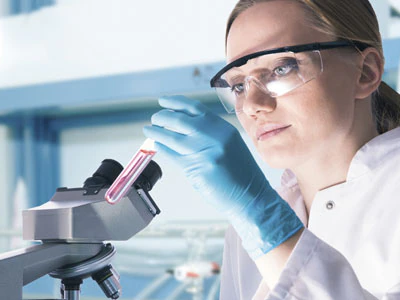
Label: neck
xmin=294 ymin=151 xmax=352 ymax=214
xmin=292 ymin=99 xmax=379 ymax=214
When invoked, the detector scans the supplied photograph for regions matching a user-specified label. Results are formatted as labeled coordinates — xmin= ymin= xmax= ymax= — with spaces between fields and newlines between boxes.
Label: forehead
xmin=226 ymin=0 xmax=330 ymax=63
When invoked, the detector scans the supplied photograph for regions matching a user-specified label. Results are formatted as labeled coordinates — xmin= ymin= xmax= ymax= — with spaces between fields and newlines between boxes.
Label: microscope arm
xmin=0 ymin=242 xmax=103 ymax=300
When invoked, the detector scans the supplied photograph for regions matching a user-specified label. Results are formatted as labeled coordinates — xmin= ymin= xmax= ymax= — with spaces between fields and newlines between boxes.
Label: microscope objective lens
xmin=105 ymin=138 xmax=156 ymax=204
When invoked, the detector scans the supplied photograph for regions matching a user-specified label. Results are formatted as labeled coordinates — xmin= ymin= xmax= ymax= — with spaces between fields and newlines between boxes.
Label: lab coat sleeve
xmin=220 ymin=225 xmax=264 ymax=300
xmin=266 ymin=229 xmax=393 ymax=300
xmin=220 ymin=226 xmax=240 ymax=299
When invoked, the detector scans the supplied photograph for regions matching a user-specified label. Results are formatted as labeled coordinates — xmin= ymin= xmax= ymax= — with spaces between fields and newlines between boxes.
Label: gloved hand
xmin=143 ymin=95 xmax=303 ymax=259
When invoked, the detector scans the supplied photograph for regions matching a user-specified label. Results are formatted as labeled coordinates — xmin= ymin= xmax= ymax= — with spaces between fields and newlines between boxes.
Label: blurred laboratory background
xmin=0 ymin=0 xmax=399 ymax=299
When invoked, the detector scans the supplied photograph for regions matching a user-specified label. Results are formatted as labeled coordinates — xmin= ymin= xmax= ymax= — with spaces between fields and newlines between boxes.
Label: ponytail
xmin=373 ymin=81 xmax=400 ymax=133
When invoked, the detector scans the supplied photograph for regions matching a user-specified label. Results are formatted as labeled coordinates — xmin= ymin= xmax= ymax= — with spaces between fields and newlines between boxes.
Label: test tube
xmin=105 ymin=138 xmax=156 ymax=205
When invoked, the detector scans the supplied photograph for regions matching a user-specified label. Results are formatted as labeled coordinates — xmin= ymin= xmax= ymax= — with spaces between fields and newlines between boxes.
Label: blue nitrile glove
xmin=143 ymin=95 xmax=303 ymax=259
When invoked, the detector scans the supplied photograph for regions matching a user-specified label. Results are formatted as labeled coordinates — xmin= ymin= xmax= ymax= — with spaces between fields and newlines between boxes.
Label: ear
xmin=355 ymin=47 xmax=384 ymax=99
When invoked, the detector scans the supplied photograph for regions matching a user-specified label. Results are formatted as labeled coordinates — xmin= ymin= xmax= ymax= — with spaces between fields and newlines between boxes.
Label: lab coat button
xmin=326 ymin=201 xmax=335 ymax=210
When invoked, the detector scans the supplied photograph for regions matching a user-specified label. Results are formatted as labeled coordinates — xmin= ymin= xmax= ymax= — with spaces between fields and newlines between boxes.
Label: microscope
xmin=0 ymin=158 xmax=162 ymax=300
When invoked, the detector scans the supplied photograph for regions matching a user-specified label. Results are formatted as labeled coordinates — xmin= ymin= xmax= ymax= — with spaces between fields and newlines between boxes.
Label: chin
xmin=259 ymin=150 xmax=291 ymax=169
xmin=262 ymin=156 xmax=290 ymax=169
xmin=257 ymin=144 xmax=297 ymax=169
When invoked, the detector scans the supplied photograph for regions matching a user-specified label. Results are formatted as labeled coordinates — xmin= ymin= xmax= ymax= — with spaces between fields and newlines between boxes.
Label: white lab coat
xmin=220 ymin=126 xmax=400 ymax=299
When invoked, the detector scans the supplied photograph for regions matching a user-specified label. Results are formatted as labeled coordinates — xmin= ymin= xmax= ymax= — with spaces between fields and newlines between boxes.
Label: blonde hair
xmin=226 ymin=0 xmax=400 ymax=133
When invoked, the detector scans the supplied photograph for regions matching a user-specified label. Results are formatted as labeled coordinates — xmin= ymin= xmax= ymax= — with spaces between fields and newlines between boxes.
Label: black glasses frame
xmin=210 ymin=40 xmax=370 ymax=88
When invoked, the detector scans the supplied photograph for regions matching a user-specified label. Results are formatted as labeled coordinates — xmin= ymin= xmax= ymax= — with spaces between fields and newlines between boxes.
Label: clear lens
xmin=214 ymin=50 xmax=323 ymax=113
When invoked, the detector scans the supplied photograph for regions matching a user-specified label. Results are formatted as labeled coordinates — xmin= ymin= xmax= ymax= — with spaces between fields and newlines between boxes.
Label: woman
xmin=144 ymin=0 xmax=400 ymax=298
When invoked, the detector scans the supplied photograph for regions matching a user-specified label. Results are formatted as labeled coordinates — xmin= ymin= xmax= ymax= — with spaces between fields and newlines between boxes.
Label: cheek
xmin=237 ymin=114 xmax=254 ymax=138
xmin=314 ymin=57 xmax=359 ymax=124
xmin=286 ymin=88 xmax=357 ymax=169
xmin=294 ymin=86 xmax=354 ymax=136
xmin=316 ymin=74 xmax=357 ymax=126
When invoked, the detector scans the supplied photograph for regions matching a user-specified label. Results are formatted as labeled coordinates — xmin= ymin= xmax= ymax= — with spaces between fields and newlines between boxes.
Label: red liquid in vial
xmin=105 ymin=147 xmax=156 ymax=204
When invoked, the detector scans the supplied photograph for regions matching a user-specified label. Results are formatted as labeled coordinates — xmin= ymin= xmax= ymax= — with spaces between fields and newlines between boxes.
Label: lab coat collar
xmin=347 ymin=126 xmax=400 ymax=181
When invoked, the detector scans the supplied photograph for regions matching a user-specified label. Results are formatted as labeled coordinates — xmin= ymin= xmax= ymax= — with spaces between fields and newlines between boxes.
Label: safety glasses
xmin=210 ymin=40 xmax=369 ymax=114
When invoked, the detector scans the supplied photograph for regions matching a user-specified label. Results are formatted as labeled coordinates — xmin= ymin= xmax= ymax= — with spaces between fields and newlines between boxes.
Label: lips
xmin=256 ymin=124 xmax=291 ymax=140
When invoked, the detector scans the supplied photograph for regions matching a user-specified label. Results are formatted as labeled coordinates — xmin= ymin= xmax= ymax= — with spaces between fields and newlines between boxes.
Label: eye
xmin=230 ymin=83 xmax=245 ymax=96
xmin=272 ymin=59 xmax=298 ymax=77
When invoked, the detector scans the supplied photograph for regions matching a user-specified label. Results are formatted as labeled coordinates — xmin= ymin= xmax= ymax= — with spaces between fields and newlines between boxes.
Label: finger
xmin=143 ymin=125 xmax=200 ymax=155
xmin=151 ymin=109 xmax=200 ymax=135
xmin=159 ymin=95 xmax=208 ymax=116
xmin=153 ymin=141 xmax=181 ymax=162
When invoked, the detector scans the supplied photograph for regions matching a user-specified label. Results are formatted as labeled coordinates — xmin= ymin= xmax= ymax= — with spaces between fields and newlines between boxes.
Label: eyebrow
xmin=225 ymin=66 xmax=274 ymax=80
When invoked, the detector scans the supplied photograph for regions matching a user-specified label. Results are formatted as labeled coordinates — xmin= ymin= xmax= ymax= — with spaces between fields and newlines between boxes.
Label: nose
xmin=241 ymin=77 xmax=277 ymax=115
